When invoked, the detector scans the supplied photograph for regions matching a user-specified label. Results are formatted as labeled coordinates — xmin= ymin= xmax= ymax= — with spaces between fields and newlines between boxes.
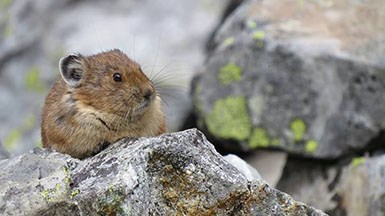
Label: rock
xmin=0 ymin=0 xmax=228 ymax=156
xmin=206 ymin=0 xmax=245 ymax=52
xmin=335 ymin=156 xmax=385 ymax=216
xmin=276 ymin=157 xmax=340 ymax=213
xmin=223 ymin=154 xmax=262 ymax=181
xmin=192 ymin=0 xmax=385 ymax=159
xmin=244 ymin=150 xmax=288 ymax=187
xmin=277 ymin=155 xmax=385 ymax=216
xmin=0 ymin=129 xmax=326 ymax=215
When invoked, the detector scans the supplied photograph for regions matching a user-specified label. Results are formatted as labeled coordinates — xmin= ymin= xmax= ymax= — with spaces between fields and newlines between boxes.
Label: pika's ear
xmin=59 ymin=54 xmax=85 ymax=87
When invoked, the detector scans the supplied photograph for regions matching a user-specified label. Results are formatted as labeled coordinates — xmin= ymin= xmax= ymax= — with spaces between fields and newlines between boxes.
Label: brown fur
xmin=41 ymin=49 xmax=166 ymax=159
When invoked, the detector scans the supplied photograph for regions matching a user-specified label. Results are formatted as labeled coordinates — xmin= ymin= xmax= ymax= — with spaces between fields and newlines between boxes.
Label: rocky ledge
xmin=0 ymin=129 xmax=325 ymax=215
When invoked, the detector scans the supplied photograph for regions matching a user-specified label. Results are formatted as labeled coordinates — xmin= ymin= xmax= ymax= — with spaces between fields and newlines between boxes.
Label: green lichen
xmin=219 ymin=63 xmax=242 ymax=85
xmin=206 ymin=96 xmax=251 ymax=141
xmin=351 ymin=157 xmax=366 ymax=167
xmin=41 ymin=189 xmax=51 ymax=201
xmin=271 ymin=138 xmax=280 ymax=146
xmin=246 ymin=20 xmax=257 ymax=29
xmin=252 ymin=30 xmax=265 ymax=47
xmin=41 ymin=186 xmax=60 ymax=202
xmin=249 ymin=127 xmax=270 ymax=148
xmin=98 ymin=187 xmax=126 ymax=215
xmin=221 ymin=37 xmax=235 ymax=48
xmin=24 ymin=67 xmax=46 ymax=92
xmin=4 ymin=129 xmax=21 ymax=151
xmin=62 ymin=166 xmax=72 ymax=192
xmin=290 ymin=118 xmax=306 ymax=142
xmin=70 ymin=189 xmax=80 ymax=199
xmin=252 ymin=31 xmax=265 ymax=40
xmin=0 ymin=0 xmax=11 ymax=9
xmin=305 ymin=139 xmax=318 ymax=153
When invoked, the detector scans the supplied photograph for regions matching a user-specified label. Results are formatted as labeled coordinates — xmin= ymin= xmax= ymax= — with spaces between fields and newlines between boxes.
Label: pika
xmin=41 ymin=49 xmax=166 ymax=159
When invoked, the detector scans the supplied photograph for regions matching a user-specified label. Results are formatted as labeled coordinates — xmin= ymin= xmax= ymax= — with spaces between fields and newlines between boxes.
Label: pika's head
xmin=59 ymin=49 xmax=157 ymax=120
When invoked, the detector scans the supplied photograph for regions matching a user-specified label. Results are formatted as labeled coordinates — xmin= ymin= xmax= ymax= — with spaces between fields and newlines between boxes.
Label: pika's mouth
xmin=135 ymin=95 xmax=154 ymax=114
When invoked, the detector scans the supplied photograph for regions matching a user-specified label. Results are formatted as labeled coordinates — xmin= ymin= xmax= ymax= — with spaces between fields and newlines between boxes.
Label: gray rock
xmin=0 ymin=129 xmax=326 ymax=215
xmin=223 ymin=154 xmax=262 ymax=181
xmin=0 ymin=0 xmax=228 ymax=156
xmin=277 ymin=155 xmax=385 ymax=216
xmin=276 ymin=157 xmax=340 ymax=213
xmin=243 ymin=150 xmax=287 ymax=187
xmin=192 ymin=0 xmax=385 ymax=158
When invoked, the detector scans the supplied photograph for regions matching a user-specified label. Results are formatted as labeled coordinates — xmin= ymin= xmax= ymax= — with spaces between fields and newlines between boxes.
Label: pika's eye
xmin=113 ymin=73 xmax=122 ymax=82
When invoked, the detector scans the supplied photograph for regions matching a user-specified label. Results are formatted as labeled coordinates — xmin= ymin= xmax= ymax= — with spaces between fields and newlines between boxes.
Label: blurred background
xmin=0 ymin=0 xmax=227 ymax=154
xmin=1 ymin=0 xmax=385 ymax=215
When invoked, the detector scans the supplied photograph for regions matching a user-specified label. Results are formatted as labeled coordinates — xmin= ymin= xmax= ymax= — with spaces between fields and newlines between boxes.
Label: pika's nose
xmin=143 ymin=88 xmax=154 ymax=100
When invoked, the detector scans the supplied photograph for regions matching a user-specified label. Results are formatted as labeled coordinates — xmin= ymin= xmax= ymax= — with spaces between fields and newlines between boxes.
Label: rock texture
xmin=0 ymin=129 xmax=326 ymax=215
xmin=277 ymin=154 xmax=385 ymax=216
xmin=192 ymin=0 xmax=385 ymax=159
xmin=0 ymin=0 xmax=228 ymax=156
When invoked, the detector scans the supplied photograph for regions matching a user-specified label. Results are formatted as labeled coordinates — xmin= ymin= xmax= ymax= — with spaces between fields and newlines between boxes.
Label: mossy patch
xmin=24 ymin=67 xmax=46 ymax=92
xmin=97 ymin=187 xmax=127 ymax=215
xmin=70 ymin=189 xmax=80 ymax=199
xmin=271 ymin=138 xmax=280 ymax=146
xmin=206 ymin=96 xmax=251 ymax=141
xmin=3 ymin=114 xmax=38 ymax=152
xmin=246 ymin=20 xmax=257 ymax=29
xmin=4 ymin=129 xmax=21 ymax=151
xmin=252 ymin=30 xmax=265 ymax=47
xmin=305 ymin=139 xmax=318 ymax=153
xmin=290 ymin=118 xmax=306 ymax=142
xmin=351 ymin=157 xmax=366 ymax=167
xmin=0 ymin=0 xmax=11 ymax=9
xmin=252 ymin=31 xmax=265 ymax=40
xmin=221 ymin=37 xmax=235 ymax=48
xmin=249 ymin=127 xmax=270 ymax=148
xmin=40 ymin=183 xmax=64 ymax=202
xmin=219 ymin=63 xmax=242 ymax=85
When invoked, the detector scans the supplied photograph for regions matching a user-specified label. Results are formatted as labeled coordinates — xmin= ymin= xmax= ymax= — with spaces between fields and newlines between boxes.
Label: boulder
xmin=277 ymin=154 xmax=385 ymax=216
xmin=0 ymin=129 xmax=326 ymax=215
xmin=192 ymin=0 xmax=385 ymax=158
xmin=276 ymin=157 xmax=340 ymax=214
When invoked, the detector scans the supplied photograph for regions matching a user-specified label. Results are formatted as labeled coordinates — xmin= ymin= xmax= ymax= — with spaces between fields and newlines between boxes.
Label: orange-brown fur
xmin=41 ymin=49 xmax=166 ymax=159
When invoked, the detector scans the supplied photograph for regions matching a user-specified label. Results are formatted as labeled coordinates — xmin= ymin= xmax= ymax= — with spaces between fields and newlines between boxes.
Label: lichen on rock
xmin=206 ymin=96 xmax=251 ymax=141
xmin=290 ymin=118 xmax=306 ymax=142
xmin=0 ymin=129 xmax=326 ymax=215
xmin=218 ymin=63 xmax=242 ymax=85
xmin=249 ymin=127 xmax=270 ymax=148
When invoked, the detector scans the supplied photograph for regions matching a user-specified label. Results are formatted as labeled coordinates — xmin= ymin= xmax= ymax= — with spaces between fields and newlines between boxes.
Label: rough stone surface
xmin=223 ymin=153 xmax=262 ymax=181
xmin=277 ymin=154 xmax=385 ymax=216
xmin=0 ymin=0 xmax=228 ymax=156
xmin=192 ymin=0 xmax=385 ymax=159
xmin=276 ymin=157 xmax=340 ymax=214
xmin=0 ymin=129 xmax=326 ymax=215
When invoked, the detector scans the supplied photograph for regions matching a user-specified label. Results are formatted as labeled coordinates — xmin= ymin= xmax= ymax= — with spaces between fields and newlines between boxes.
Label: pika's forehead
xmin=85 ymin=49 xmax=140 ymax=70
